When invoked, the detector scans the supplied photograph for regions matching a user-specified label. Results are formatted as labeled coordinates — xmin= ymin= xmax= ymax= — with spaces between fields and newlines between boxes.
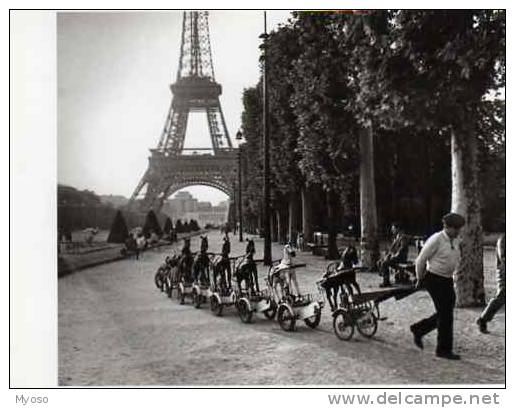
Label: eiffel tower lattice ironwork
xmin=129 ymin=11 xmax=237 ymax=212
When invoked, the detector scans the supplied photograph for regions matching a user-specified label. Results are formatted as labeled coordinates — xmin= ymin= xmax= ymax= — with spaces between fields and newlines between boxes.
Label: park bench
xmin=390 ymin=262 xmax=416 ymax=284
xmin=304 ymin=231 xmax=329 ymax=256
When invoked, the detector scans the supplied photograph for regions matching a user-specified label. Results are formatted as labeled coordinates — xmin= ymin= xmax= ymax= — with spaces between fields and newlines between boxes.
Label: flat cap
xmin=442 ymin=212 xmax=465 ymax=228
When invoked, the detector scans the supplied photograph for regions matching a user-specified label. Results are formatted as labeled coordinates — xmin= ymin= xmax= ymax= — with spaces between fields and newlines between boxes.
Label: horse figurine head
xmin=281 ymin=242 xmax=296 ymax=265
xmin=245 ymin=238 xmax=255 ymax=257
xmin=340 ymin=245 xmax=358 ymax=269
xmin=221 ymin=235 xmax=231 ymax=256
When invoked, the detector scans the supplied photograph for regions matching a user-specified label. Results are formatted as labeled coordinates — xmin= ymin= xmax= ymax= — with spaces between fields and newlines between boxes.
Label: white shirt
xmin=415 ymin=230 xmax=461 ymax=280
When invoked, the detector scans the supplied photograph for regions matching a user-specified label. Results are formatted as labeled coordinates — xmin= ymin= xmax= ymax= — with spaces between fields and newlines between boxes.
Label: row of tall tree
xmin=58 ymin=185 xmax=203 ymax=242
xmin=58 ymin=184 xmax=146 ymax=232
xmin=239 ymin=10 xmax=505 ymax=306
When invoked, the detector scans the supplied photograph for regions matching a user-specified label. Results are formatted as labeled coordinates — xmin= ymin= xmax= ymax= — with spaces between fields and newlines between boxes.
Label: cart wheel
xmin=333 ymin=310 xmax=354 ymax=341
xmin=237 ymin=298 xmax=253 ymax=324
xmin=277 ymin=304 xmax=296 ymax=332
xmin=154 ymin=272 xmax=162 ymax=290
xmin=210 ymin=295 xmax=223 ymax=316
xmin=304 ymin=306 xmax=322 ymax=329
xmin=263 ymin=300 xmax=277 ymax=320
xmin=193 ymin=289 xmax=202 ymax=309
xmin=178 ymin=286 xmax=185 ymax=305
xmin=356 ymin=310 xmax=378 ymax=338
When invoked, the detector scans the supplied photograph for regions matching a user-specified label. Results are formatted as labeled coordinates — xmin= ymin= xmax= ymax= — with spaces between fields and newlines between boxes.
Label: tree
xmin=143 ymin=209 xmax=162 ymax=237
xmin=267 ymin=23 xmax=305 ymax=241
xmin=477 ymin=99 xmax=505 ymax=231
xmin=341 ymin=11 xmax=395 ymax=267
xmin=175 ymin=219 xmax=184 ymax=233
xmin=241 ymin=86 xmax=264 ymax=232
xmin=382 ymin=10 xmax=505 ymax=306
xmin=189 ymin=219 xmax=200 ymax=231
xmin=107 ymin=210 xmax=129 ymax=243
xmin=289 ymin=12 xmax=361 ymax=259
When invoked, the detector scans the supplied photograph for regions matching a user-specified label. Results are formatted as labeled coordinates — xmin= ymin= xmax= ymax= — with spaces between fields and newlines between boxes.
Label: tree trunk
xmin=359 ymin=125 xmax=380 ymax=267
xmin=258 ymin=214 xmax=264 ymax=237
xmin=451 ymin=127 xmax=485 ymax=307
xmin=326 ymin=190 xmax=340 ymax=260
xmin=271 ymin=210 xmax=278 ymax=242
xmin=302 ymin=185 xmax=314 ymax=244
xmin=276 ymin=209 xmax=284 ymax=244
xmin=390 ymin=150 xmax=398 ymax=225
xmin=288 ymin=192 xmax=301 ymax=243
xmin=280 ymin=207 xmax=288 ymax=244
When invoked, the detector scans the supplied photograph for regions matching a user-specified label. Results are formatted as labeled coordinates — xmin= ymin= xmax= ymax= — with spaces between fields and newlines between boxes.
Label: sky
xmin=57 ymin=11 xmax=292 ymax=204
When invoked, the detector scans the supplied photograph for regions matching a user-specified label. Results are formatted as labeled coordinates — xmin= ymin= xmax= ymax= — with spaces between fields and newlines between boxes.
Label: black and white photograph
xmin=10 ymin=6 xmax=506 ymax=396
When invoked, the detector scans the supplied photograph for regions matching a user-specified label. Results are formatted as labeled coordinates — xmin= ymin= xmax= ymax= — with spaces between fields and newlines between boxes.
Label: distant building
xmin=162 ymin=190 xmax=229 ymax=227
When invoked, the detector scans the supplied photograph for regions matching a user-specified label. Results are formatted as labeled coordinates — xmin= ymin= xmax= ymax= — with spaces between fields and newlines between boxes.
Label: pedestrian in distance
xmin=409 ymin=212 xmax=465 ymax=360
xmin=136 ymin=233 xmax=147 ymax=259
xmin=476 ymin=234 xmax=505 ymax=333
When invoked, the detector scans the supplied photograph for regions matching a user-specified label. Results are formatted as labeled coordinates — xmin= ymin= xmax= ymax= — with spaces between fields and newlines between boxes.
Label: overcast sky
xmin=57 ymin=11 xmax=292 ymax=204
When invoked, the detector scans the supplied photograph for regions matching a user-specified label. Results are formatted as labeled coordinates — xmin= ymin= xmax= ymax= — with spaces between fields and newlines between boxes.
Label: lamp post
xmin=260 ymin=11 xmax=272 ymax=266
xmin=235 ymin=129 xmax=244 ymax=243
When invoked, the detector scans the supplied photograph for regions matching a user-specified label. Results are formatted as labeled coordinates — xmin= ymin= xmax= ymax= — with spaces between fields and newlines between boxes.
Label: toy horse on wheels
xmin=176 ymin=237 xmax=195 ymax=304
xmin=266 ymin=243 xmax=324 ymax=331
xmin=235 ymin=239 xmax=277 ymax=323
xmin=209 ymin=236 xmax=236 ymax=316
xmin=191 ymin=235 xmax=213 ymax=308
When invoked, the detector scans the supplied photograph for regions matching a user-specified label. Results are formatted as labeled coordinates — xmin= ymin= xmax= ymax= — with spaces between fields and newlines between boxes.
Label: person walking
xmin=409 ymin=212 xmax=465 ymax=360
xmin=476 ymin=234 xmax=505 ymax=333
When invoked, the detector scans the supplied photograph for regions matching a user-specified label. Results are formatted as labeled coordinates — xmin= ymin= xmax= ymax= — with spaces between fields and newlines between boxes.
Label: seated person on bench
xmin=379 ymin=222 xmax=409 ymax=287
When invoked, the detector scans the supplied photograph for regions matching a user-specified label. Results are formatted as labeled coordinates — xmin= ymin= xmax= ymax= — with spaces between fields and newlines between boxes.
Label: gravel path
xmin=58 ymin=230 xmax=505 ymax=386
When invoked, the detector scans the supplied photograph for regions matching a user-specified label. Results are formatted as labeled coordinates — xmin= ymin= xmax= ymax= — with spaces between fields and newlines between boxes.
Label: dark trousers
xmin=480 ymin=287 xmax=505 ymax=322
xmin=411 ymin=272 xmax=456 ymax=354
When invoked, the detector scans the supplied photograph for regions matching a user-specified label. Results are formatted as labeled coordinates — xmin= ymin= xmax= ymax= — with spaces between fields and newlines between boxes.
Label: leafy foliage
xmin=238 ymin=10 xmax=505 ymax=236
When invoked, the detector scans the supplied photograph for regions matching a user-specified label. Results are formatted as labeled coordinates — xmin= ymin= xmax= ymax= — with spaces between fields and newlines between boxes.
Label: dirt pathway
xmin=58 ymin=231 xmax=505 ymax=386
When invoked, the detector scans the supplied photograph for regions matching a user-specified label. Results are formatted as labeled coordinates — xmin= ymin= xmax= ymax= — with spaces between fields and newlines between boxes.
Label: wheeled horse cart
xmin=233 ymin=257 xmax=277 ymax=323
xmin=267 ymin=261 xmax=325 ymax=332
xmin=236 ymin=288 xmax=277 ymax=323
xmin=154 ymin=255 xmax=180 ymax=299
xmin=332 ymin=284 xmax=417 ymax=341
xmin=177 ymin=281 xmax=195 ymax=305
xmin=192 ymin=283 xmax=212 ymax=309
xmin=276 ymin=293 xmax=324 ymax=332
xmin=209 ymin=255 xmax=242 ymax=316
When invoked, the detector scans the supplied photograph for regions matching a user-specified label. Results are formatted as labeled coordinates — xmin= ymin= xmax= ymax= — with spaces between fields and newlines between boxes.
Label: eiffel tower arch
xmin=130 ymin=11 xmax=238 ymax=214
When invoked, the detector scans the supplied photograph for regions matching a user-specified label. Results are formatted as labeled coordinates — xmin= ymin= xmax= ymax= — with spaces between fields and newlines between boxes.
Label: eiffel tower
xmin=130 ymin=11 xmax=237 ymax=212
